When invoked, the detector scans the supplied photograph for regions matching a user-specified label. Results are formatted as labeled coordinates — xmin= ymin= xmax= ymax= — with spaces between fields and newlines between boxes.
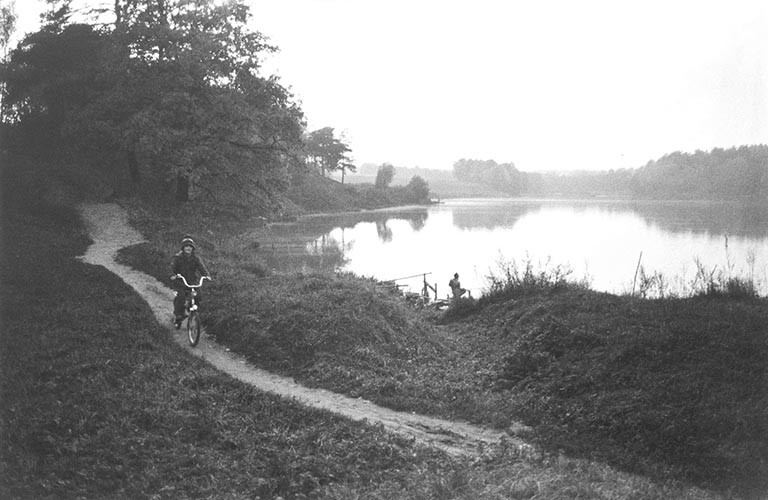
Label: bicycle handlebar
xmin=171 ymin=275 xmax=211 ymax=288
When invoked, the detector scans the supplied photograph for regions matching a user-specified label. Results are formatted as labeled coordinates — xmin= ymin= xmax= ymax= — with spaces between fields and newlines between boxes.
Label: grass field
xmin=0 ymin=197 xmax=759 ymax=499
xmin=0 ymin=202 xmax=464 ymax=498
xmin=117 ymin=199 xmax=768 ymax=498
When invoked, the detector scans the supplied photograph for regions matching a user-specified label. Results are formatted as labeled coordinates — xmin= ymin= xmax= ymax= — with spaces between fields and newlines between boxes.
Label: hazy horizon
xmin=9 ymin=0 xmax=768 ymax=173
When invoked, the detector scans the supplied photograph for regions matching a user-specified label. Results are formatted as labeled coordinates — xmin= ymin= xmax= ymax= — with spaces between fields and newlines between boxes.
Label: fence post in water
xmin=632 ymin=251 xmax=643 ymax=297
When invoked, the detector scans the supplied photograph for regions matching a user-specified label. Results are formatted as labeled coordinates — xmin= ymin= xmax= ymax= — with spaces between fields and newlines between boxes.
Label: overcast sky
xmin=10 ymin=0 xmax=768 ymax=172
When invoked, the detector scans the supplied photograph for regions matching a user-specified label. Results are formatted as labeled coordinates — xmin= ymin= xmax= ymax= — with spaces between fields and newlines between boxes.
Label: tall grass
xmin=483 ymin=255 xmax=590 ymax=300
xmin=437 ymin=253 xmax=768 ymax=496
xmin=633 ymin=257 xmax=762 ymax=300
xmin=633 ymin=235 xmax=764 ymax=299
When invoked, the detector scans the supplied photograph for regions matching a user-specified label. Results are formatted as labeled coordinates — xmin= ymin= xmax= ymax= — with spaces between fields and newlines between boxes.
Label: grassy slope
xmin=0 ymin=208 xmax=724 ymax=498
xmin=0 ymin=203 xmax=454 ymax=498
xmin=117 ymin=200 xmax=766 ymax=498
xmin=473 ymin=287 xmax=768 ymax=496
xmin=117 ymin=202 xmax=516 ymax=425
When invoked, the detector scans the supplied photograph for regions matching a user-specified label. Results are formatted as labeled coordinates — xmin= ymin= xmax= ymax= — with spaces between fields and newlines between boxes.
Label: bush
xmin=483 ymin=256 xmax=588 ymax=302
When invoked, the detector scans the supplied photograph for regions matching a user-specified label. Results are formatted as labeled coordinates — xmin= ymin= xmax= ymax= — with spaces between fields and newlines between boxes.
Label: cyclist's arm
xmin=196 ymin=255 xmax=211 ymax=278
xmin=170 ymin=255 xmax=182 ymax=281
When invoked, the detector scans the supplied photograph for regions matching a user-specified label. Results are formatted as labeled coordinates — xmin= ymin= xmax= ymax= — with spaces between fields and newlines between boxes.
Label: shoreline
xmin=82 ymin=203 xmax=526 ymax=457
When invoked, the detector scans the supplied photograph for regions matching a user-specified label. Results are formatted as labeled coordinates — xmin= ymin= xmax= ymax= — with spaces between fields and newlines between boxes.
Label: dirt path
xmin=79 ymin=203 xmax=524 ymax=457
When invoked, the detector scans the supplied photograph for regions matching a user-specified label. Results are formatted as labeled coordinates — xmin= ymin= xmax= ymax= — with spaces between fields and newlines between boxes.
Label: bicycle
xmin=171 ymin=274 xmax=211 ymax=347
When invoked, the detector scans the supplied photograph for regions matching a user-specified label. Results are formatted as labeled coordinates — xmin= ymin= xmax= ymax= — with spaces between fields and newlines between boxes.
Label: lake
xmin=266 ymin=199 xmax=768 ymax=298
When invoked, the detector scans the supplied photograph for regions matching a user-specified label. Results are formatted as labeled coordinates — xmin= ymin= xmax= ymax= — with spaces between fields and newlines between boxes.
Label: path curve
xmin=79 ymin=203 xmax=527 ymax=457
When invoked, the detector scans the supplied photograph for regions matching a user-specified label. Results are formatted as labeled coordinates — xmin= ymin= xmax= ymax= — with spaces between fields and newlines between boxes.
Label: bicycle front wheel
xmin=187 ymin=311 xmax=201 ymax=347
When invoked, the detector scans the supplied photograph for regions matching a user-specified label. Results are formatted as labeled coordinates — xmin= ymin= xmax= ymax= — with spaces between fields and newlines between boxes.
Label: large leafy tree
xmin=375 ymin=163 xmax=395 ymax=189
xmin=0 ymin=0 xmax=15 ymax=124
xmin=0 ymin=23 xmax=107 ymax=153
xmin=0 ymin=1 xmax=15 ymax=49
xmin=337 ymin=160 xmax=356 ymax=184
xmin=1 ymin=0 xmax=305 ymax=204
xmin=452 ymin=158 xmax=525 ymax=195
xmin=406 ymin=175 xmax=429 ymax=202
xmin=304 ymin=126 xmax=353 ymax=180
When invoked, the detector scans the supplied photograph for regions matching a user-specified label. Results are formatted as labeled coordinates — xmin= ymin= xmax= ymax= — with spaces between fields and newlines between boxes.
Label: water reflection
xmin=376 ymin=221 xmax=393 ymax=242
xmin=262 ymin=207 xmax=429 ymax=272
xmin=262 ymin=199 xmax=768 ymax=297
xmin=626 ymin=201 xmax=768 ymax=239
xmin=448 ymin=201 xmax=541 ymax=230
xmin=443 ymin=199 xmax=768 ymax=238
xmin=261 ymin=234 xmax=349 ymax=273
xmin=268 ymin=207 xmax=430 ymax=236
xmin=408 ymin=212 xmax=429 ymax=231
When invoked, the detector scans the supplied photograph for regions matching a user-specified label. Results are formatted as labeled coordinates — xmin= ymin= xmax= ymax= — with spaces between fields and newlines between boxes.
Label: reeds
xmin=634 ymin=236 xmax=764 ymax=299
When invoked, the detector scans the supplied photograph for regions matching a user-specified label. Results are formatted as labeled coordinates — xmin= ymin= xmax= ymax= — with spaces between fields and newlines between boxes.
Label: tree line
xmin=0 ymin=0 xmax=429 ymax=209
xmin=453 ymin=146 xmax=767 ymax=200
xmin=452 ymin=159 xmax=525 ymax=195
xmin=629 ymin=146 xmax=768 ymax=199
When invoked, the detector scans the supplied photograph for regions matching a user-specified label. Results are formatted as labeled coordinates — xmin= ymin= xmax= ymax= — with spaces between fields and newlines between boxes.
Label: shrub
xmin=483 ymin=256 xmax=587 ymax=301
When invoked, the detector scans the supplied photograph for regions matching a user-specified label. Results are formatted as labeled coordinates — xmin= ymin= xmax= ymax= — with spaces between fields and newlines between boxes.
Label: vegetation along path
xmin=79 ymin=203 xmax=522 ymax=457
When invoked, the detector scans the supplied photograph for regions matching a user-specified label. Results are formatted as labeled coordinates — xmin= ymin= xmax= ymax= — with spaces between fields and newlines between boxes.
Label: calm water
xmin=270 ymin=199 xmax=768 ymax=298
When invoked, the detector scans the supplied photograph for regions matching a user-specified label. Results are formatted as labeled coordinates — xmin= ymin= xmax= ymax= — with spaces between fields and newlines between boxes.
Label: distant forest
xmin=349 ymin=145 xmax=768 ymax=200
xmin=630 ymin=146 xmax=768 ymax=199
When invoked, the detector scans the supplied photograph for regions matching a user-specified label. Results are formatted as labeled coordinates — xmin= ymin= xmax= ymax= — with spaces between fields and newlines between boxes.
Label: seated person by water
xmin=449 ymin=273 xmax=467 ymax=300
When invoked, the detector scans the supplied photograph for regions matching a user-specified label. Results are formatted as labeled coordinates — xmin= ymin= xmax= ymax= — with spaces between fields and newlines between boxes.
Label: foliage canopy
xmin=375 ymin=163 xmax=395 ymax=189
xmin=304 ymin=126 xmax=354 ymax=180
xmin=453 ymin=158 xmax=525 ymax=195
xmin=0 ymin=0 xmax=305 ymax=206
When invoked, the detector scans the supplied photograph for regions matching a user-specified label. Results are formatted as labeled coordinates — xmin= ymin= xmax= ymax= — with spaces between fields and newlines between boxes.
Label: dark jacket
xmin=171 ymin=251 xmax=209 ymax=286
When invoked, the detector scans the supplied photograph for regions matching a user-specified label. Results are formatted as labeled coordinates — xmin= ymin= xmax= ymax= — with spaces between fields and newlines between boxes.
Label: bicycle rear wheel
xmin=187 ymin=311 xmax=201 ymax=347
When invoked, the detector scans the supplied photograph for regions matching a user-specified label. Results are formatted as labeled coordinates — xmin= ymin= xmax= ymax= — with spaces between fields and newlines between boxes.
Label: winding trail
xmin=79 ymin=203 xmax=525 ymax=457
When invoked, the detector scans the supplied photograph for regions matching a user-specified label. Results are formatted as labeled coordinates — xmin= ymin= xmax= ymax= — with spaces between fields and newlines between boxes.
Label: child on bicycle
xmin=171 ymin=235 xmax=211 ymax=328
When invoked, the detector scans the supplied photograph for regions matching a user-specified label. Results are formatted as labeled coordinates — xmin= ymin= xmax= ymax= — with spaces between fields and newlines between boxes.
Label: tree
xmin=375 ymin=163 xmax=395 ymax=189
xmin=0 ymin=0 xmax=15 ymax=55
xmin=629 ymin=145 xmax=768 ymax=199
xmin=452 ymin=158 xmax=524 ymax=195
xmin=1 ymin=24 xmax=107 ymax=142
xmin=338 ymin=160 xmax=356 ymax=184
xmin=407 ymin=175 xmax=430 ymax=202
xmin=0 ymin=0 xmax=16 ymax=123
xmin=1 ymin=0 xmax=305 ymax=203
xmin=304 ymin=126 xmax=352 ymax=178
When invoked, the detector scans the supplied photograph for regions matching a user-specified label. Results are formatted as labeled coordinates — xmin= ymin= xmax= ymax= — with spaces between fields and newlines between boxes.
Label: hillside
xmin=336 ymin=165 xmax=517 ymax=199
xmin=284 ymin=170 xmax=431 ymax=213
xmin=115 ymin=195 xmax=768 ymax=498
xmin=345 ymin=145 xmax=767 ymax=200
xmin=2 ymin=5 xmax=766 ymax=497
xmin=1 ymin=193 xmax=736 ymax=499
xmin=3 ymin=142 xmax=766 ymax=496
xmin=631 ymin=145 xmax=768 ymax=200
